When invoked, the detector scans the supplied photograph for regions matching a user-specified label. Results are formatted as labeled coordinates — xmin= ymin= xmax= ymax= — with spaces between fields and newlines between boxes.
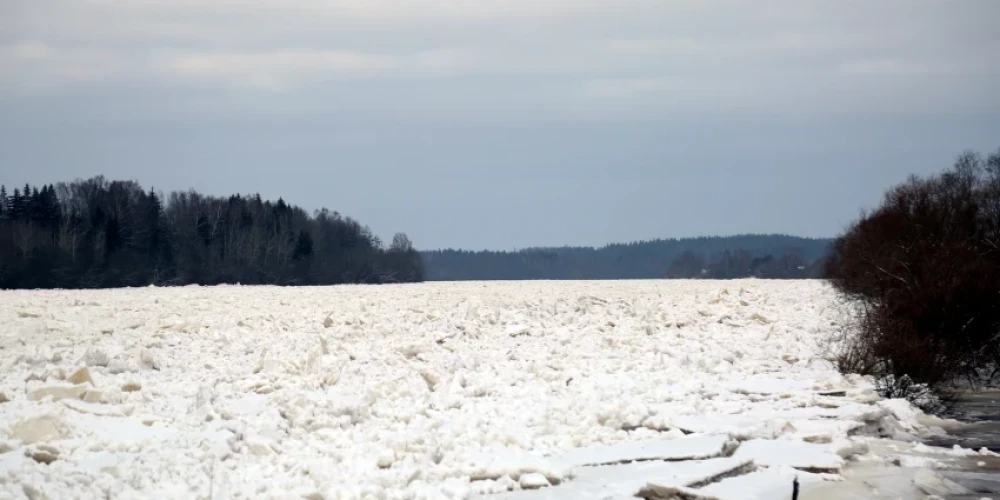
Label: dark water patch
xmin=945 ymin=391 xmax=1000 ymax=423
xmin=929 ymin=390 xmax=1000 ymax=499
xmin=940 ymin=470 xmax=1000 ymax=491
xmin=926 ymin=391 xmax=1000 ymax=453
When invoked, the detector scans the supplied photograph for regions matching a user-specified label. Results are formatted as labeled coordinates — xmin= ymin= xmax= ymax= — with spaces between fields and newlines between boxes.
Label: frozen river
xmin=0 ymin=280 xmax=995 ymax=499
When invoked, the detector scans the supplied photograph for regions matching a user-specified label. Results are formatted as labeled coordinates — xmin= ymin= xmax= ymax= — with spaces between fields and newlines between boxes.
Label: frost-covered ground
xmin=0 ymin=280 xmax=995 ymax=499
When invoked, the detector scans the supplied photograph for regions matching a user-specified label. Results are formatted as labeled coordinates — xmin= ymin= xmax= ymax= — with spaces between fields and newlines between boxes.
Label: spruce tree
xmin=10 ymin=188 xmax=23 ymax=220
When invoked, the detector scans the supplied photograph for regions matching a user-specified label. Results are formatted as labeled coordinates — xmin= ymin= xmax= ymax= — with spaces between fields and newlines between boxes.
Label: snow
xmin=724 ymin=377 xmax=815 ymax=395
xmin=0 ymin=280 xmax=946 ymax=498
xmin=517 ymin=472 xmax=550 ymax=489
xmin=733 ymin=439 xmax=845 ymax=471
xmin=697 ymin=467 xmax=830 ymax=500
xmin=0 ymin=450 xmax=27 ymax=473
xmin=879 ymin=398 xmax=922 ymax=423
xmin=666 ymin=414 xmax=786 ymax=440
xmin=556 ymin=434 xmax=730 ymax=467
xmin=483 ymin=457 xmax=752 ymax=499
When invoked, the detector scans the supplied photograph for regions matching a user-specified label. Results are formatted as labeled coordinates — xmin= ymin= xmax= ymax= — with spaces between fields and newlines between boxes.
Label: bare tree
xmin=825 ymin=149 xmax=1000 ymax=409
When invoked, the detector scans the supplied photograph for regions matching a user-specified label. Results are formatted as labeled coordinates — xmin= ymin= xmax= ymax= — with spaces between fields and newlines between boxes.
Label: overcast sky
xmin=1 ymin=1 xmax=998 ymax=250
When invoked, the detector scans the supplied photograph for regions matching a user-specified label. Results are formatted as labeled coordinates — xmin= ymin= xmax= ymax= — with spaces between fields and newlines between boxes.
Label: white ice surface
xmin=667 ymin=414 xmax=783 ymax=440
xmin=734 ymin=439 xmax=845 ymax=471
xmin=697 ymin=467 xmax=830 ymax=500
xmin=0 ymin=280 xmax=935 ymax=498
xmin=724 ymin=377 xmax=816 ymax=395
xmin=556 ymin=434 xmax=729 ymax=467
xmin=482 ymin=456 xmax=751 ymax=500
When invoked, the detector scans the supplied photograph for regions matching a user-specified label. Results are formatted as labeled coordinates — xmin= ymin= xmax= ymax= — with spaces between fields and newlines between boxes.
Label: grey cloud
xmin=0 ymin=0 xmax=998 ymax=249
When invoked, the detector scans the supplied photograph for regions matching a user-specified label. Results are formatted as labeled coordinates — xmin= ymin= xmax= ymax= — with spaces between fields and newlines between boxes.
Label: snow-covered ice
xmin=481 ymin=457 xmax=752 ymax=499
xmin=556 ymin=435 xmax=730 ymax=467
xmin=696 ymin=467 xmax=831 ymax=500
xmin=0 ymin=280 xmax=963 ymax=498
xmin=732 ymin=439 xmax=844 ymax=471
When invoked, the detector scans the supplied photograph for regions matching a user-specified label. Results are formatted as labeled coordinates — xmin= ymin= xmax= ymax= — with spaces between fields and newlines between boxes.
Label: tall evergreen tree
xmin=10 ymin=189 xmax=23 ymax=220
xmin=23 ymin=184 xmax=34 ymax=221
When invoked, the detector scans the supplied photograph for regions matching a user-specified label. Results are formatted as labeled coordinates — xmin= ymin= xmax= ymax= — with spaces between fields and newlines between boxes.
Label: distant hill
xmin=421 ymin=234 xmax=833 ymax=281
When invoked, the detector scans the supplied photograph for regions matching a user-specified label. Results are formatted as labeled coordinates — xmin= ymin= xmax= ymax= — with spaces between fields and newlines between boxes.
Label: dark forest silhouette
xmin=422 ymin=235 xmax=832 ymax=281
xmin=1 ymin=177 xmax=836 ymax=289
xmin=0 ymin=177 xmax=423 ymax=289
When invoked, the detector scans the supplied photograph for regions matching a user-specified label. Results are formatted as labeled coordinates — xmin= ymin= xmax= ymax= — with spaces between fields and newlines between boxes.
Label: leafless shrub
xmin=825 ymin=149 xmax=1000 ymax=411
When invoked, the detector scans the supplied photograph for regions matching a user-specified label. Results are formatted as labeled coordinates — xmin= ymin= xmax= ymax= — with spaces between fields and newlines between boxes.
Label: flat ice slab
xmin=482 ymin=457 xmax=752 ymax=500
xmin=733 ymin=439 xmax=844 ymax=471
xmin=696 ymin=467 xmax=828 ymax=500
xmin=669 ymin=414 xmax=778 ymax=439
xmin=556 ymin=434 xmax=730 ymax=467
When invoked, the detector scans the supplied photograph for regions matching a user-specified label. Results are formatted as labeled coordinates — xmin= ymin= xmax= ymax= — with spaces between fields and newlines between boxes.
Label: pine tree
xmin=145 ymin=188 xmax=165 ymax=257
xmin=10 ymin=188 xmax=23 ymax=220
xmin=24 ymin=184 xmax=33 ymax=220
xmin=0 ymin=185 xmax=7 ymax=219
xmin=40 ymin=185 xmax=61 ymax=227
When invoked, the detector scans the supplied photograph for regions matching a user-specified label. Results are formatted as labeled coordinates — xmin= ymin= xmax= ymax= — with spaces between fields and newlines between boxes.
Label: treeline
xmin=0 ymin=177 xmax=424 ymax=289
xmin=422 ymin=235 xmax=831 ymax=281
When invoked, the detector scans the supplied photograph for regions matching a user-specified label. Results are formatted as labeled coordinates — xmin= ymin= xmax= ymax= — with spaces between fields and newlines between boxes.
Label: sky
xmin=1 ymin=1 xmax=998 ymax=250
